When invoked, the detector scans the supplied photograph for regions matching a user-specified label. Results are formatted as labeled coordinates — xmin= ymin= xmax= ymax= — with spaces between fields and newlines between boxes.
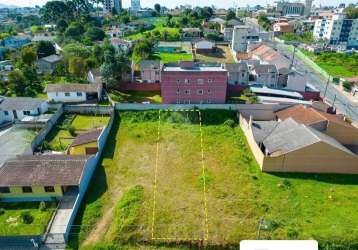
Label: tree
xmin=85 ymin=27 xmax=105 ymax=41
xmin=21 ymin=47 xmax=37 ymax=65
xmin=345 ymin=5 xmax=358 ymax=19
xmin=132 ymin=40 xmax=153 ymax=62
xmin=8 ymin=69 xmax=27 ymax=96
xmin=68 ymin=56 xmax=86 ymax=78
xmin=40 ymin=1 xmax=73 ymax=23
xmin=64 ymin=22 xmax=85 ymax=40
xmin=226 ymin=9 xmax=236 ymax=21
xmin=56 ymin=19 xmax=68 ymax=33
xmin=63 ymin=42 xmax=92 ymax=59
xmin=37 ymin=41 xmax=56 ymax=58
xmin=154 ymin=4 xmax=161 ymax=13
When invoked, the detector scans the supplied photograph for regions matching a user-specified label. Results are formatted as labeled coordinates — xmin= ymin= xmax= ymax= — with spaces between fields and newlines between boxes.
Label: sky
xmin=0 ymin=0 xmax=356 ymax=9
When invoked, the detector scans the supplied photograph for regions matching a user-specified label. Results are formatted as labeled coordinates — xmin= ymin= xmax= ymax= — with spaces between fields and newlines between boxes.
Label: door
xmin=12 ymin=110 xmax=17 ymax=119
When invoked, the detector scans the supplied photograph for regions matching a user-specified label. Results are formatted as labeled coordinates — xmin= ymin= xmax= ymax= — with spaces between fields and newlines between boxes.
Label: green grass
xmin=0 ymin=202 xmax=56 ymax=236
xmin=109 ymin=90 xmax=162 ymax=103
xmin=68 ymin=110 xmax=358 ymax=249
xmin=301 ymin=50 xmax=358 ymax=78
xmin=151 ymin=52 xmax=193 ymax=63
xmin=125 ymin=26 xmax=180 ymax=41
xmin=195 ymin=45 xmax=235 ymax=64
xmin=43 ymin=114 xmax=110 ymax=151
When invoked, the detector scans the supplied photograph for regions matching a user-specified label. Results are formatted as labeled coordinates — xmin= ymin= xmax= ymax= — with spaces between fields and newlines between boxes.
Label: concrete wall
xmin=64 ymin=105 xmax=113 ymax=115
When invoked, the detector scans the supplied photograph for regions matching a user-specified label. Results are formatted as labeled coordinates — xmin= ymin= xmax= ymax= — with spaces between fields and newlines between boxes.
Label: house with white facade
xmin=252 ymin=64 xmax=278 ymax=87
xmin=0 ymin=97 xmax=48 ymax=124
xmin=194 ymin=40 xmax=215 ymax=53
xmin=45 ymin=83 xmax=102 ymax=103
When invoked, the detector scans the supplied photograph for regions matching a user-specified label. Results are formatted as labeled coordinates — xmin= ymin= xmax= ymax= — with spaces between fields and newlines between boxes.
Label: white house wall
xmin=47 ymin=92 xmax=87 ymax=102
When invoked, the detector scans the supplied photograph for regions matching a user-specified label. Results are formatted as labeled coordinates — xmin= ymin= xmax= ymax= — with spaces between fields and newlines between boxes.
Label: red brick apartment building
xmin=161 ymin=61 xmax=228 ymax=104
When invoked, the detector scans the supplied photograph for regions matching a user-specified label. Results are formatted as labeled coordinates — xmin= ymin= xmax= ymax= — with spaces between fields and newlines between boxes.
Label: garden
xmin=68 ymin=110 xmax=358 ymax=249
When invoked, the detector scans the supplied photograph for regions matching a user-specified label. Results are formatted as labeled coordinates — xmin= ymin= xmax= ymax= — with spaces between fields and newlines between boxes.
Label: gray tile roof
xmin=252 ymin=120 xmax=279 ymax=144
xmin=45 ymin=83 xmax=100 ymax=93
xmin=259 ymin=118 xmax=355 ymax=156
xmin=0 ymin=155 xmax=90 ymax=187
xmin=0 ymin=97 xmax=45 ymax=111
xmin=253 ymin=64 xmax=278 ymax=74
xmin=224 ymin=62 xmax=249 ymax=72
xmin=39 ymin=54 xmax=63 ymax=64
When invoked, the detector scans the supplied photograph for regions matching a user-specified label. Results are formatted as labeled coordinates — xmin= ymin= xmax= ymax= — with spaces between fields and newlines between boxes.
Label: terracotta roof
xmin=70 ymin=128 xmax=103 ymax=147
xmin=0 ymin=155 xmax=89 ymax=187
xmin=45 ymin=83 xmax=100 ymax=93
xmin=276 ymin=105 xmax=355 ymax=128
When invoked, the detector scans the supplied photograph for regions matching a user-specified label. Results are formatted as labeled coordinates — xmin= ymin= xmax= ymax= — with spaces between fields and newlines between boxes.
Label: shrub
xmin=224 ymin=119 xmax=236 ymax=128
xmin=68 ymin=125 xmax=76 ymax=137
xmin=287 ymin=227 xmax=299 ymax=239
xmin=343 ymin=81 xmax=353 ymax=92
xmin=39 ymin=201 xmax=47 ymax=211
xmin=21 ymin=211 xmax=34 ymax=224
xmin=0 ymin=208 xmax=5 ymax=215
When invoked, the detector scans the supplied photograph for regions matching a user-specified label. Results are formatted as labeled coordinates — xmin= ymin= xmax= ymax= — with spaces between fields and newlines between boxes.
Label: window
xmin=272 ymin=75 xmax=276 ymax=79
xmin=65 ymin=92 xmax=70 ymax=97
xmin=76 ymin=92 xmax=83 ymax=97
xmin=184 ymin=79 xmax=190 ymax=84
xmin=0 ymin=187 xmax=10 ymax=193
xmin=197 ymin=79 xmax=204 ymax=84
xmin=184 ymin=89 xmax=190 ymax=95
xmin=23 ymin=111 xmax=30 ymax=116
xmin=22 ymin=186 xmax=32 ymax=193
xmin=208 ymin=89 xmax=212 ymax=94
xmin=44 ymin=186 xmax=55 ymax=193
xmin=197 ymin=89 xmax=204 ymax=95
xmin=4 ymin=111 xmax=8 ymax=116
xmin=176 ymin=88 xmax=180 ymax=94
xmin=242 ymin=73 xmax=245 ymax=77
xmin=176 ymin=79 xmax=180 ymax=84
xmin=208 ymin=79 xmax=213 ymax=83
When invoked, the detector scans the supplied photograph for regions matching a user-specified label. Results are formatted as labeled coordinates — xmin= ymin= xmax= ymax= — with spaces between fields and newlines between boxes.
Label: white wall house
xmin=45 ymin=83 xmax=102 ymax=103
xmin=0 ymin=97 xmax=48 ymax=124
xmin=232 ymin=25 xmax=249 ymax=53
xmin=195 ymin=40 xmax=215 ymax=52
xmin=252 ymin=64 xmax=278 ymax=87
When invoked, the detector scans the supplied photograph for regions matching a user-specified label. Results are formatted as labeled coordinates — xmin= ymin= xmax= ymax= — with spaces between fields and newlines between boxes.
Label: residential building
xmin=1 ymin=35 xmax=31 ymax=49
xmin=313 ymin=14 xmax=358 ymax=49
xmin=220 ymin=19 xmax=242 ymax=41
xmin=273 ymin=20 xmax=293 ymax=35
xmin=240 ymin=115 xmax=358 ymax=174
xmin=104 ymin=0 xmax=122 ymax=14
xmin=304 ymin=0 xmax=313 ymax=17
xmin=182 ymin=28 xmax=201 ymax=40
xmin=276 ymin=105 xmax=358 ymax=146
xmin=110 ymin=38 xmax=132 ymax=54
xmin=161 ymin=61 xmax=227 ymax=104
xmin=250 ymin=44 xmax=291 ymax=70
xmin=36 ymin=54 xmax=63 ymax=74
xmin=131 ymin=0 xmax=141 ymax=12
xmin=276 ymin=1 xmax=305 ymax=16
xmin=252 ymin=64 xmax=278 ymax=87
xmin=194 ymin=40 xmax=215 ymax=53
xmin=0 ymin=155 xmax=89 ymax=201
xmin=224 ymin=63 xmax=249 ymax=85
xmin=45 ymin=83 xmax=102 ymax=103
xmin=223 ymin=27 xmax=234 ymax=42
xmin=0 ymin=97 xmax=48 ymax=124
xmin=232 ymin=25 xmax=249 ymax=53
xmin=68 ymin=128 xmax=103 ymax=155
xmin=140 ymin=60 xmax=162 ymax=83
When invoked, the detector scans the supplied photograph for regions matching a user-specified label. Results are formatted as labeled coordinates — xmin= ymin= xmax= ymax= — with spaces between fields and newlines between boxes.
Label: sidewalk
xmin=331 ymin=84 xmax=358 ymax=104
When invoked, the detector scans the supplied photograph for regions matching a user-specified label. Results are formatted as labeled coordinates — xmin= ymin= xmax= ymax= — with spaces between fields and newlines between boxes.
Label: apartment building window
xmin=65 ymin=92 xmax=70 ymax=97
xmin=23 ymin=111 xmax=30 ymax=116
xmin=208 ymin=79 xmax=213 ymax=83
xmin=197 ymin=89 xmax=204 ymax=95
xmin=44 ymin=186 xmax=55 ymax=193
xmin=207 ymin=89 xmax=212 ymax=95
xmin=77 ymin=92 xmax=83 ymax=96
xmin=22 ymin=186 xmax=32 ymax=193
xmin=176 ymin=88 xmax=180 ymax=94
xmin=4 ymin=111 xmax=8 ymax=116
xmin=184 ymin=89 xmax=190 ymax=95
xmin=184 ymin=79 xmax=190 ymax=84
xmin=207 ymin=100 xmax=211 ymax=104
xmin=176 ymin=79 xmax=180 ymax=84
xmin=197 ymin=79 xmax=204 ymax=84
xmin=0 ymin=187 xmax=10 ymax=193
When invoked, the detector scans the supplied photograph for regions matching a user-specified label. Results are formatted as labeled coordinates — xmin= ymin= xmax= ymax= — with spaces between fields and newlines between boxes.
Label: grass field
xmin=151 ymin=52 xmax=193 ymax=63
xmin=0 ymin=202 xmax=56 ymax=236
xmin=125 ymin=27 xmax=180 ymax=41
xmin=301 ymin=50 xmax=358 ymax=78
xmin=44 ymin=114 xmax=110 ymax=151
xmin=109 ymin=90 xmax=162 ymax=103
xmin=68 ymin=110 xmax=358 ymax=250
xmin=195 ymin=45 xmax=235 ymax=64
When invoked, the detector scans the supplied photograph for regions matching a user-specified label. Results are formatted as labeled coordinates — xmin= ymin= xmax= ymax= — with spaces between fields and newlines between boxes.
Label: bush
xmin=68 ymin=125 xmax=76 ymax=137
xmin=0 ymin=208 xmax=5 ymax=216
xmin=343 ymin=81 xmax=353 ymax=92
xmin=21 ymin=211 xmax=34 ymax=224
xmin=224 ymin=119 xmax=236 ymax=128
xmin=287 ymin=227 xmax=299 ymax=239
xmin=39 ymin=201 xmax=47 ymax=211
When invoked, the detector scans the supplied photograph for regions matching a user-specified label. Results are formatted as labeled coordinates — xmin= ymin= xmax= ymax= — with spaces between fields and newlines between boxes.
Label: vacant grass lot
xmin=69 ymin=110 xmax=358 ymax=249
xmin=43 ymin=114 xmax=110 ymax=151
xmin=0 ymin=202 xmax=57 ymax=236
xmin=195 ymin=45 xmax=235 ymax=64
xmin=109 ymin=90 xmax=162 ymax=103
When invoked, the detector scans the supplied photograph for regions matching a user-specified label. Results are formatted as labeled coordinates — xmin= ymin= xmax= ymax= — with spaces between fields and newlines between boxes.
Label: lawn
xmin=195 ymin=45 xmax=235 ymax=64
xmin=43 ymin=114 xmax=110 ymax=151
xmin=109 ymin=90 xmax=162 ymax=103
xmin=125 ymin=26 xmax=180 ymax=41
xmin=68 ymin=110 xmax=358 ymax=250
xmin=151 ymin=52 xmax=193 ymax=63
xmin=0 ymin=202 xmax=57 ymax=236
xmin=301 ymin=50 xmax=358 ymax=78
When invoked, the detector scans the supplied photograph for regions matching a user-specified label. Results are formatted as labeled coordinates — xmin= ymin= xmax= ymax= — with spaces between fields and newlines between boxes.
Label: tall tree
xmin=37 ymin=41 xmax=56 ymax=58
xmin=225 ymin=9 xmax=236 ymax=21
xmin=154 ymin=4 xmax=161 ymax=13
xmin=21 ymin=47 xmax=37 ymax=66
xmin=68 ymin=57 xmax=87 ymax=78
xmin=40 ymin=1 xmax=73 ymax=23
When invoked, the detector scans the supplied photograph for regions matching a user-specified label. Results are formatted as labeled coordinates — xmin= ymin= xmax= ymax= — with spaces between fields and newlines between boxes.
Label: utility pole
xmin=290 ymin=45 xmax=296 ymax=69
xmin=323 ymin=75 xmax=330 ymax=98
